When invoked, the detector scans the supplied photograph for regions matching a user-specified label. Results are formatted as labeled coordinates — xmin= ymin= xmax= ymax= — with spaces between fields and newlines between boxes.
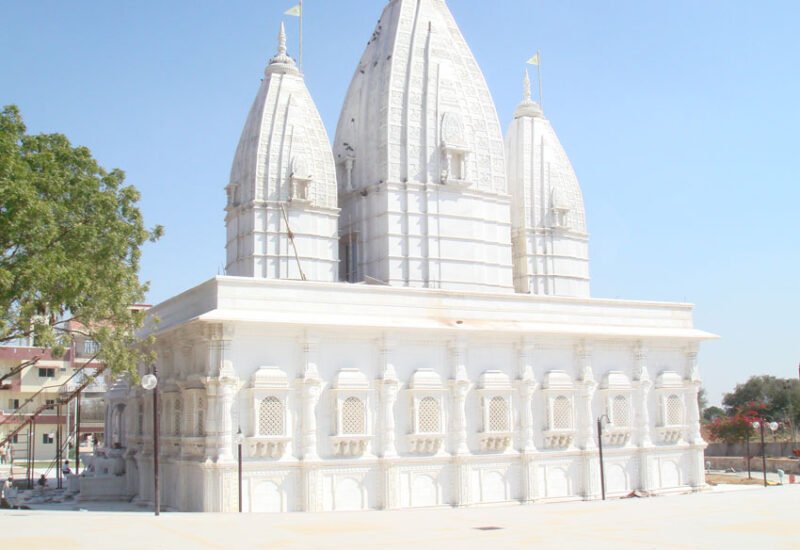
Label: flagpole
xmin=299 ymin=0 xmax=303 ymax=70
xmin=537 ymin=50 xmax=543 ymax=109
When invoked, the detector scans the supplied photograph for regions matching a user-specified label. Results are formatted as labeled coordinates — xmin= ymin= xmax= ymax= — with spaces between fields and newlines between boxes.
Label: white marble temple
xmin=82 ymin=0 xmax=716 ymax=513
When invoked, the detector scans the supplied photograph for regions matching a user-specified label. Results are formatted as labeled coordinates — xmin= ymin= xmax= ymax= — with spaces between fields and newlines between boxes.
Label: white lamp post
xmin=596 ymin=414 xmax=612 ymax=500
xmin=141 ymin=371 xmax=159 ymax=515
xmin=751 ymin=418 xmax=780 ymax=487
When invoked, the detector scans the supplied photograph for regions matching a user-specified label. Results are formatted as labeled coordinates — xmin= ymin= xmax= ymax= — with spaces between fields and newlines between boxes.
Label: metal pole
xmin=760 ymin=421 xmax=767 ymax=487
xmin=56 ymin=403 xmax=62 ymax=489
xmin=74 ymin=390 xmax=81 ymax=476
xmin=153 ymin=366 xmax=160 ymax=516
xmin=746 ymin=436 xmax=751 ymax=479
xmin=537 ymin=49 xmax=543 ymax=109
xmin=238 ymin=440 xmax=243 ymax=513
xmin=299 ymin=0 xmax=303 ymax=70
xmin=30 ymin=420 xmax=36 ymax=490
xmin=26 ymin=421 xmax=33 ymax=489
xmin=597 ymin=417 xmax=606 ymax=501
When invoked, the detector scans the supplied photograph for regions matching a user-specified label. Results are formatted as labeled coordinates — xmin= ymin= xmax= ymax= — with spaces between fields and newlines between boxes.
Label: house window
xmin=666 ymin=394 xmax=684 ymax=426
xmin=417 ymin=397 xmax=441 ymax=434
xmin=11 ymin=435 xmax=18 ymax=444
xmin=38 ymin=367 xmax=55 ymax=378
xmin=137 ymin=402 xmax=144 ymax=436
xmin=341 ymin=396 xmax=366 ymax=435
xmin=488 ymin=396 xmax=509 ymax=432
xmin=42 ymin=433 xmax=54 ymax=444
xmin=83 ymin=340 xmax=99 ymax=355
xmin=45 ymin=399 xmax=55 ymax=410
xmin=258 ymin=396 xmax=284 ymax=436
xmin=552 ymin=395 xmax=573 ymax=430
xmin=612 ymin=395 xmax=630 ymax=428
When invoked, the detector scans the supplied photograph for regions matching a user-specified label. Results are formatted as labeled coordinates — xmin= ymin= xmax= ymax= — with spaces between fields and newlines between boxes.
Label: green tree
xmin=0 ymin=105 xmax=162 ymax=377
xmin=697 ymin=387 xmax=708 ymax=415
xmin=702 ymin=405 xmax=725 ymax=423
xmin=722 ymin=375 xmax=800 ymax=426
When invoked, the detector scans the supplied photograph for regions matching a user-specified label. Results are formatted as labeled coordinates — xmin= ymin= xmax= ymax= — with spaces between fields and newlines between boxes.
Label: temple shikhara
xmin=85 ymin=0 xmax=714 ymax=512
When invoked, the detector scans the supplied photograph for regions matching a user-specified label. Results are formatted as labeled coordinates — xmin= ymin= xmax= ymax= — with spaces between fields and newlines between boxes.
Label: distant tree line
xmin=702 ymin=375 xmax=800 ymax=445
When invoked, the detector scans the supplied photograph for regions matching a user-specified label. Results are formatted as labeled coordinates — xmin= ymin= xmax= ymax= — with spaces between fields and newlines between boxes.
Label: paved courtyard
xmin=0 ymin=484 xmax=797 ymax=549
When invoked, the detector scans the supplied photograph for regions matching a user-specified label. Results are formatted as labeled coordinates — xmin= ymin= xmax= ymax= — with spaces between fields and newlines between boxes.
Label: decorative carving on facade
xmin=541 ymin=371 xmax=576 ymax=449
xmin=654 ymin=371 xmax=686 ymax=445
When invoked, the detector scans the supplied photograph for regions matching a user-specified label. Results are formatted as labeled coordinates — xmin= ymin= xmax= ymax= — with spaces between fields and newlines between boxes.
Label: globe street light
xmin=751 ymin=419 xmax=779 ymax=487
xmin=142 ymin=369 xmax=160 ymax=516
xmin=597 ymin=414 xmax=612 ymax=501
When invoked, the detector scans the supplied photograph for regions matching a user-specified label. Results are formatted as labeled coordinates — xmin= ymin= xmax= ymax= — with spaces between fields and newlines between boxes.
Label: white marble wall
xmin=125 ymin=323 xmax=706 ymax=512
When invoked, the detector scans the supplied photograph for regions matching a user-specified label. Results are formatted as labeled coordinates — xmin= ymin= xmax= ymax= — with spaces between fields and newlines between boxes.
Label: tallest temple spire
xmin=333 ymin=0 xmax=513 ymax=292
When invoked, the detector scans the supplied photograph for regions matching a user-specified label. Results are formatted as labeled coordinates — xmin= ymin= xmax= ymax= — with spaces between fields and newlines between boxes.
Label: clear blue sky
xmin=2 ymin=1 xmax=798 ymax=405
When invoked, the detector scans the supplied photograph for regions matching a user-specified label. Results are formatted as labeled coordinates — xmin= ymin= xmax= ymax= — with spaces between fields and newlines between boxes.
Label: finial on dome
xmin=514 ymin=68 xmax=543 ymax=119
xmin=523 ymin=69 xmax=532 ymax=102
xmin=268 ymin=22 xmax=297 ymax=72
xmin=278 ymin=22 xmax=287 ymax=56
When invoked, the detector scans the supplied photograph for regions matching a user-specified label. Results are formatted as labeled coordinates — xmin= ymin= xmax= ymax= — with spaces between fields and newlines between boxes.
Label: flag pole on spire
xmin=284 ymin=1 xmax=303 ymax=69
xmin=526 ymin=50 xmax=543 ymax=109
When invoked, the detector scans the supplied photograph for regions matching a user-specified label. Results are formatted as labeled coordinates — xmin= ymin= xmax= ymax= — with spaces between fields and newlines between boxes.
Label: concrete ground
xmin=0 ymin=484 xmax=797 ymax=549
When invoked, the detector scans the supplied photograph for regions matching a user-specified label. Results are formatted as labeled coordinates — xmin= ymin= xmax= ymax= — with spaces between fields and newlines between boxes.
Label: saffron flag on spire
xmin=285 ymin=4 xmax=302 ymax=16
xmin=526 ymin=53 xmax=540 ymax=66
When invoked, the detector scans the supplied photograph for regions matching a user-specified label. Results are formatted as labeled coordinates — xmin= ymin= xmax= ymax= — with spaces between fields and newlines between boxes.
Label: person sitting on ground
xmin=36 ymin=474 xmax=47 ymax=494
xmin=62 ymin=459 xmax=72 ymax=476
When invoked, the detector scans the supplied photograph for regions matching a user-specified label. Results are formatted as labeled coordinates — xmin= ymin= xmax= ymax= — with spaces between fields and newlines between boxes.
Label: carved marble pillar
xmin=575 ymin=343 xmax=596 ymax=451
xmin=299 ymin=335 xmax=322 ymax=512
xmin=684 ymin=346 xmax=706 ymax=488
xmin=205 ymin=324 xmax=234 ymax=378
xmin=684 ymin=347 xmax=703 ymax=445
xmin=574 ymin=342 xmax=599 ymax=499
xmin=204 ymin=361 xmax=238 ymax=463
xmin=515 ymin=340 xmax=537 ymax=452
xmin=300 ymin=337 xmax=322 ymax=461
xmin=448 ymin=339 xmax=470 ymax=456
xmin=633 ymin=342 xmax=654 ymax=492
xmin=378 ymin=338 xmax=399 ymax=458
xmin=301 ymin=380 xmax=322 ymax=461
xmin=633 ymin=344 xmax=653 ymax=448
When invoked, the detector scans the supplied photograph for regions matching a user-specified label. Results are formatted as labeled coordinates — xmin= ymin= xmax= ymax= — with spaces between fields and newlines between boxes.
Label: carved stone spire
xmin=278 ymin=21 xmax=287 ymax=56
xmin=523 ymin=69 xmax=532 ymax=102
xmin=269 ymin=22 xmax=295 ymax=70
xmin=514 ymin=70 xmax=543 ymax=119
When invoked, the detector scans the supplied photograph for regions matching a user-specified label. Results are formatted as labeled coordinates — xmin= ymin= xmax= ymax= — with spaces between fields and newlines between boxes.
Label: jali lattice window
xmin=552 ymin=395 xmax=573 ymax=430
xmin=417 ymin=397 xmax=441 ymax=433
xmin=666 ymin=394 xmax=683 ymax=426
xmin=342 ymin=396 xmax=366 ymax=435
xmin=488 ymin=396 xmax=509 ymax=432
xmin=612 ymin=395 xmax=630 ymax=427
xmin=259 ymin=396 xmax=284 ymax=436
xmin=174 ymin=397 xmax=182 ymax=436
